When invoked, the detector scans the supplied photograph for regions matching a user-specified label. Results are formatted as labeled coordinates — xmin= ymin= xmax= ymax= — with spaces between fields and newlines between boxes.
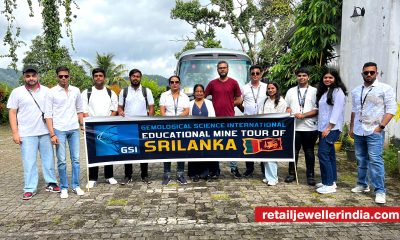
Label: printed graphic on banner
xmin=94 ymin=124 xmax=140 ymax=156
xmin=243 ymin=138 xmax=283 ymax=154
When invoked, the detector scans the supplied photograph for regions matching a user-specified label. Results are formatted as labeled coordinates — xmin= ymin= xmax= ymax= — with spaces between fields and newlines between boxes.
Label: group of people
xmin=8 ymin=61 xmax=397 ymax=205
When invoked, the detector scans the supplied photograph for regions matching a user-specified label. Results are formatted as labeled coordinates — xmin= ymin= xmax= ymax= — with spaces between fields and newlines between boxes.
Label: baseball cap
xmin=22 ymin=66 xmax=38 ymax=74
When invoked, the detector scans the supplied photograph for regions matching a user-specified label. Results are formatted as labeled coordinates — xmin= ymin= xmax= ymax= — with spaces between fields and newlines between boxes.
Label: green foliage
xmin=82 ymin=53 xmax=127 ymax=85
xmin=1 ymin=0 xmax=77 ymax=68
xmin=394 ymin=102 xmax=400 ymax=122
xmin=141 ymin=77 xmax=166 ymax=116
xmin=0 ymin=82 xmax=12 ymax=124
xmin=22 ymin=35 xmax=72 ymax=74
xmin=269 ymin=0 xmax=342 ymax=91
xmin=383 ymin=142 xmax=400 ymax=176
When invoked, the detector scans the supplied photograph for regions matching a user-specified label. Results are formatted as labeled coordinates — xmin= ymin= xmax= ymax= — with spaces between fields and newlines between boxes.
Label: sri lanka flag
xmin=243 ymin=138 xmax=283 ymax=155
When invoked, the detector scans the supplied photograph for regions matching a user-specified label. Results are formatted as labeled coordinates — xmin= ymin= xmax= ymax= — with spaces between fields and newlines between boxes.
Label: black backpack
xmin=122 ymin=86 xmax=148 ymax=110
xmin=87 ymin=87 xmax=112 ymax=101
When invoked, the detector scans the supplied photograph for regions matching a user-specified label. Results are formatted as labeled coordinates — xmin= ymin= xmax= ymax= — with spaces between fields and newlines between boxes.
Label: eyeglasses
xmin=362 ymin=71 xmax=376 ymax=76
xmin=297 ymin=74 xmax=308 ymax=77
xmin=251 ymin=72 xmax=261 ymax=76
xmin=58 ymin=75 xmax=69 ymax=79
xmin=170 ymin=81 xmax=180 ymax=84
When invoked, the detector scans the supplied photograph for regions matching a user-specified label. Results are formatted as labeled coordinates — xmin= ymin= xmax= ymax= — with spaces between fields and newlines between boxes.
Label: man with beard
xmin=204 ymin=61 xmax=243 ymax=179
xmin=81 ymin=68 xmax=119 ymax=188
xmin=7 ymin=66 xmax=60 ymax=200
xmin=349 ymin=62 xmax=396 ymax=204
xmin=118 ymin=69 xmax=155 ymax=184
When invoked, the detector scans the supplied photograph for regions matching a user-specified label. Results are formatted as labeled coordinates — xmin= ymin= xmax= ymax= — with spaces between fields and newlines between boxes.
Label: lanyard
xmin=250 ymin=85 xmax=261 ymax=112
xmin=297 ymin=86 xmax=308 ymax=113
xmin=173 ymin=95 xmax=179 ymax=116
xmin=360 ymin=86 xmax=373 ymax=110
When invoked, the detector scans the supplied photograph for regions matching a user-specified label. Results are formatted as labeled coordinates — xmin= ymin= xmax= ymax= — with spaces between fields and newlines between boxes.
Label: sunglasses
xmin=170 ymin=81 xmax=180 ymax=84
xmin=362 ymin=71 xmax=376 ymax=76
xmin=58 ymin=75 xmax=70 ymax=79
xmin=251 ymin=72 xmax=261 ymax=76
xmin=297 ymin=74 xmax=308 ymax=77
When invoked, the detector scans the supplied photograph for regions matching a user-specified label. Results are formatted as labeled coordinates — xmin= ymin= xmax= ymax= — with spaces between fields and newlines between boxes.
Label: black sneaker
xmin=284 ymin=175 xmax=296 ymax=183
xmin=177 ymin=175 xmax=188 ymax=185
xmin=307 ymin=177 xmax=316 ymax=186
xmin=208 ymin=172 xmax=219 ymax=180
xmin=231 ymin=168 xmax=242 ymax=178
xmin=162 ymin=175 xmax=171 ymax=185
xmin=192 ymin=175 xmax=200 ymax=182
xmin=45 ymin=183 xmax=61 ymax=193
xmin=243 ymin=170 xmax=254 ymax=178
xmin=141 ymin=176 xmax=152 ymax=184
xmin=120 ymin=176 xmax=132 ymax=185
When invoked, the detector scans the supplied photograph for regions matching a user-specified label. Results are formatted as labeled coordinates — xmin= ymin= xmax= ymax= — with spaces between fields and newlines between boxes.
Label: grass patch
xmin=339 ymin=172 xmax=357 ymax=184
xmin=107 ymin=198 xmax=128 ymax=206
xmin=211 ymin=194 xmax=230 ymax=201
xmin=51 ymin=216 xmax=61 ymax=225
xmin=384 ymin=143 xmax=400 ymax=176
xmin=163 ymin=183 xmax=179 ymax=188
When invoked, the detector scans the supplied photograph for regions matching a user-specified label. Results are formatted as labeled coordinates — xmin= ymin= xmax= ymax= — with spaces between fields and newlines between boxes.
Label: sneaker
xmin=141 ymin=176 xmax=152 ymax=184
xmin=106 ymin=177 xmax=118 ymax=185
xmin=208 ymin=172 xmax=219 ymax=180
xmin=120 ymin=176 xmax=132 ymax=185
xmin=284 ymin=175 xmax=296 ymax=183
xmin=262 ymin=178 xmax=268 ymax=183
xmin=177 ymin=175 xmax=188 ymax=185
xmin=72 ymin=187 xmax=85 ymax=196
xmin=375 ymin=193 xmax=386 ymax=204
xmin=86 ymin=180 xmax=97 ymax=189
xmin=267 ymin=181 xmax=278 ymax=186
xmin=316 ymin=182 xmax=337 ymax=189
xmin=243 ymin=169 xmax=253 ymax=178
xmin=307 ymin=177 xmax=316 ymax=186
xmin=60 ymin=189 xmax=68 ymax=199
xmin=162 ymin=175 xmax=171 ymax=185
xmin=316 ymin=185 xmax=336 ymax=194
xmin=231 ymin=168 xmax=242 ymax=178
xmin=192 ymin=175 xmax=200 ymax=182
xmin=22 ymin=192 xmax=36 ymax=200
xmin=45 ymin=183 xmax=61 ymax=193
xmin=351 ymin=185 xmax=370 ymax=193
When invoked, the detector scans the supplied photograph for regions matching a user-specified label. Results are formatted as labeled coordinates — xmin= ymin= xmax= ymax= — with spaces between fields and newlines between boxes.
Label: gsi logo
xmin=121 ymin=146 xmax=138 ymax=154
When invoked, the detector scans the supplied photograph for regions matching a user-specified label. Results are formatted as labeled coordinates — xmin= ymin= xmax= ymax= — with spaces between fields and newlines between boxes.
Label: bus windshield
xmin=178 ymin=59 xmax=251 ymax=95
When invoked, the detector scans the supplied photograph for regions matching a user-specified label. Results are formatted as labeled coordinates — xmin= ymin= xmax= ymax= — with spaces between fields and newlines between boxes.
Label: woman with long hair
xmin=188 ymin=84 xmax=216 ymax=182
xmin=315 ymin=68 xmax=347 ymax=194
xmin=260 ymin=82 xmax=287 ymax=186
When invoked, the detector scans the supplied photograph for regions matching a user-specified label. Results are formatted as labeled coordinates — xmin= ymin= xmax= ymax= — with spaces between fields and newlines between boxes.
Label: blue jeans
xmin=354 ymin=132 xmax=385 ymax=193
xmin=264 ymin=161 xmax=278 ymax=183
xmin=318 ymin=130 xmax=340 ymax=186
xmin=20 ymin=134 xmax=58 ymax=192
xmin=54 ymin=129 xmax=81 ymax=190
xmin=164 ymin=162 xmax=185 ymax=176
xmin=230 ymin=161 xmax=237 ymax=170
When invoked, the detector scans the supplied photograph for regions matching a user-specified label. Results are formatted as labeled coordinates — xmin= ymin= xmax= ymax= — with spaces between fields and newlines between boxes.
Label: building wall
xmin=340 ymin=0 xmax=400 ymax=138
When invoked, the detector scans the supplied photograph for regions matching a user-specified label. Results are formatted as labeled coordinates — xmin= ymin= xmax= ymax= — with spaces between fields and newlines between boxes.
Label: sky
xmin=0 ymin=0 xmax=241 ymax=77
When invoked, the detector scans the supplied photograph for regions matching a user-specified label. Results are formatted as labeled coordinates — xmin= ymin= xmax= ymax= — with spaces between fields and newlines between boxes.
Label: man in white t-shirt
xmin=81 ymin=68 xmax=119 ymax=188
xmin=284 ymin=68 xmax=318 ymax=185
xmin=118 ymin=69 xmax=155 ymax=185
xmin=7 ymin=66 xmax=60 ymax=200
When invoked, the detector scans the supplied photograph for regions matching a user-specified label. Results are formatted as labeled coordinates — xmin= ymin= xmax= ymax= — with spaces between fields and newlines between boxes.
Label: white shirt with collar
xmin=159 ymin=90 xmax=190 ymax=116
xmin=241 ymin=81 xmax=267 ymax=115
xmin=285 ymin=85 xmax=318 ymax=131
xmin=351 ymin=79 xmax=397 ymax=136
xmin=44 ymin=84 xmax=83 ymax=131
xmin=81 ymin=87 xmax=118 ymax=117
xmin=7 ymin=85 xmax=49 ymax=137
xmin=118 ymin=85 xmax=154 ymax=117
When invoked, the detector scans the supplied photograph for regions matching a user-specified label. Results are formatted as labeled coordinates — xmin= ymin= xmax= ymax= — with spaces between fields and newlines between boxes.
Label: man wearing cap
xmin=45 ymin=66 xmax=85 ymax=199
xmin=7 ymin=66 xmax=60 ymax=200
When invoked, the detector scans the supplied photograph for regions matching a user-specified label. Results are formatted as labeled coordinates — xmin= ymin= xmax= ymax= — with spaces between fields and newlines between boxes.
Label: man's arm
xmin=148 ymin=105 xmax=155 ymax=116
xmin=294 ymin=109 xmax=318 ymax=119
xmin=234 ymin=96 xmax=242 ymax=106
xmin=45 ymin=118 xmax=58 ymax=145
xmin=180 ymin=107 xmax=189 ymax=116
xmin=9 ymin=109 xmax=21 ymax=144
xmin=160 ymin=105 xmax=166 ymax=116
xmin=349 ymin=112 xmax=355 ymax=138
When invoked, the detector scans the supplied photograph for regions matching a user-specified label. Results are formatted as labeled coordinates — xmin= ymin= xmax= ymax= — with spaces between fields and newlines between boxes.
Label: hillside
xmin=0 ymin=68 xmax=21 ymax=87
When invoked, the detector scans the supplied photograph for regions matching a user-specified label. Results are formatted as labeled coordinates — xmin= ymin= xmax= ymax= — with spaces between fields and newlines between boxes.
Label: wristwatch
xmin=379 ymin=124 xmax=385 ymax=130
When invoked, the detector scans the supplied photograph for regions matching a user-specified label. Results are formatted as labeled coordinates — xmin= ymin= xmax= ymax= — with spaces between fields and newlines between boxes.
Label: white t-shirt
xmin=241 ymin=82 xmax=267 ymax=115
xmin=285 ymin=85 xmax=318 ymax=131
xmin=81 ymin=87 xmax=118 ymax=117
xmin=159 ymin=90 xmax=190 ymax=116
xmin=118 ymin=85 xmax=155 ymax=117
xmin=7 ymin=85 xmax=49 ymax=137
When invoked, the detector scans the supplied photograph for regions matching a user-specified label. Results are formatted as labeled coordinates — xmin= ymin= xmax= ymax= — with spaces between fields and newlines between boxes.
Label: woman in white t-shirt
xmin=259 ymin=82 xmax=287 ymax=186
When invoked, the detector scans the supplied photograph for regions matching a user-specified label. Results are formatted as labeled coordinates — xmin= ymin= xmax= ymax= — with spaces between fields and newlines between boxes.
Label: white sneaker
xmin=351 ymin=185 xmax=370 ymax=193
xmin=60 ymin=189 xmax=68 ymax=199
xmin=72 ymin=187 xmax=85 ymax=196
xmin=316 ymin=182 xmax=337 ymax=189
xmin=86 ymin=180 xmax=96 ymax=189
xmin=106 ymin=177 xmax=118 ymax=185
xmin=267 ymin=181 xmax=278 ymax=186
xmin=375 ymin=193 xmax=386 ymax=204
xmin=316 ymin=185 xmax=336 ymax=194
xmin=262 ymin=179 xmax=268 ymax=183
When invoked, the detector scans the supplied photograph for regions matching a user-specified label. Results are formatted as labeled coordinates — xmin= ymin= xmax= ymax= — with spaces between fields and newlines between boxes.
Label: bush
xmin=383 ymin=141 xmax=400 ymax=176
xmin=0 ymin=83 xmax=12 ymax=124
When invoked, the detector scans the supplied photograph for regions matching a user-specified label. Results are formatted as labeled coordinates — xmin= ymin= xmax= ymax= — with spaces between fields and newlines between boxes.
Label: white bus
xmin=176 ymin=48 xmax=252 ymax=96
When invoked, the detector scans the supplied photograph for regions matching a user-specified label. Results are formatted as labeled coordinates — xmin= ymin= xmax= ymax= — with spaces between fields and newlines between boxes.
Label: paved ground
xmin=0 ymin=125 xmax=399 ymax=239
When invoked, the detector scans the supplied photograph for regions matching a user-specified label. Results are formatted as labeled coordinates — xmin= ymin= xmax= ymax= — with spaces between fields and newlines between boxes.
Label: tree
xmin=0 ymin=82 xmax=11 ymax=124
xmin=22 ymin=35 xmax=72 ymax=74
xmin=82 ymin=53 xmax=127 ymax=85
xmin=1 ymin=0 xmax=77 ymax=69
xmin=171 ymin=0 xmax=294 ymax=63
xmin=269 ymin=0 xmax=342 ymax=90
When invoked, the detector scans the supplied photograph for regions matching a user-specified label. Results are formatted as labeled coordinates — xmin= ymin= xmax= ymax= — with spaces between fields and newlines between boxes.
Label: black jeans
xmin=288 ymin=130 xmax=318 ymax=177
xmin=89 ymin=165 xmax=114 ymax=181
xmin=124 ymin=163 xmax=148 ymax=179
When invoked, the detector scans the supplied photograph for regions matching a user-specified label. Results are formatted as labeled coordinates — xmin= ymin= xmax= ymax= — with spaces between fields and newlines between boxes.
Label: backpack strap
xmin=122 ymin=86 xmax=129 ymax=110
xmin=106 ymin=88 xmax=112 ymax=98
xmin=142 ymin=86 xmax=148 ymax=108
xmin=87 ymin=87 xmax=92 ymax=101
